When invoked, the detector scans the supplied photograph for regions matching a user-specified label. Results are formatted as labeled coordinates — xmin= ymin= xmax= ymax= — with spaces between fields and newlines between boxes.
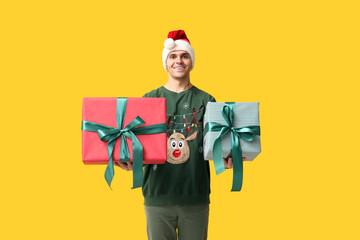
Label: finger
xmin=228 ymin=158 xmax=233 ymax=169
xmin=121 ymin=161 xmax=133 ymax=171
xmin=223 ymin=158 xmax=229 ymax=169
xmin=126 ymin=161 xmax=133 ymax=171
xmin=116 ymin=162 xmax=128 ymax=171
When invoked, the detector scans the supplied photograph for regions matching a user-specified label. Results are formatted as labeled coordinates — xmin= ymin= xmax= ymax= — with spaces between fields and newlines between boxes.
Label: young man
xmin=116 ymin=30 xmax=233 ymax=240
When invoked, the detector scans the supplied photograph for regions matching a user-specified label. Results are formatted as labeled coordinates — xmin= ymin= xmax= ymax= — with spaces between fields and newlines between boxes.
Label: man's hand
xmin=114 ymin=161 xmax=133 ymax=171
xmin=223 ymin=157 xmax=246 ymax=169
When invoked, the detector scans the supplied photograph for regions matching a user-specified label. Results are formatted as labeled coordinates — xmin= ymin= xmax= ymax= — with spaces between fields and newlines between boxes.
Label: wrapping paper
xmin=204 ymin=102 xmax=261 ymax=161
xmin=82 ymin=97 xmax=167 ymax=165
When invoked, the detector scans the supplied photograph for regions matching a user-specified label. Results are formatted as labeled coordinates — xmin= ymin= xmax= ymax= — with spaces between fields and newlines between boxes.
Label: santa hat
xmin=162 ymin=30 xmax=195 ymax=71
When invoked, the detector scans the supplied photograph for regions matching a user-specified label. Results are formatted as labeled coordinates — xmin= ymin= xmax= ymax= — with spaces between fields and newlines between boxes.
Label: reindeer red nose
xmin=173 ymin=150 xmax=182 ymax=158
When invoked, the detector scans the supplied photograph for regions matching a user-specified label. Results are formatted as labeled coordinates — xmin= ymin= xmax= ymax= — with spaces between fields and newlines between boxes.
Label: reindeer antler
xmin=183 ymin=105 xmax=203 ymax=137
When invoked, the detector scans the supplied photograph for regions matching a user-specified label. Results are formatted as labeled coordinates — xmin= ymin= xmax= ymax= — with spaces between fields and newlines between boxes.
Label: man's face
xmin=166 ymin=50 xmax=192 ymax=79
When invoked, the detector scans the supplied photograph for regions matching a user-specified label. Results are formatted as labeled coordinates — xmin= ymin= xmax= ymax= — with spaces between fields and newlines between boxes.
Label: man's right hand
xmin=114 ymin=161 xmax=133 ymax=171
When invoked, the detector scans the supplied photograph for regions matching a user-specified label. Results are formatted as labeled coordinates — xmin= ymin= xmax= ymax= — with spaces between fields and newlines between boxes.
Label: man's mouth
xmin=173 ymin=66 xmax=185 ymax=70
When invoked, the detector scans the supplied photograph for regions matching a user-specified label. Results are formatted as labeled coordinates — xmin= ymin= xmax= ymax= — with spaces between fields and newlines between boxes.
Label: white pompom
xmin=164 ymin=38 xmax=175 ymax=49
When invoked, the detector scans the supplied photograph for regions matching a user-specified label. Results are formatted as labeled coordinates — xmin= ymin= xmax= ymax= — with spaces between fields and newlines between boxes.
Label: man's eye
xmin=171 ymin=141 xmax=177 ymax=149
xmin=182 ymin=55 xmax=189 ymax=58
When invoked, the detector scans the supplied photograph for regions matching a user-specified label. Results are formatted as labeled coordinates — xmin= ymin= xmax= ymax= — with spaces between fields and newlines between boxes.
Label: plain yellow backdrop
xmin=1 ymin=0 xmax=359 ymax=239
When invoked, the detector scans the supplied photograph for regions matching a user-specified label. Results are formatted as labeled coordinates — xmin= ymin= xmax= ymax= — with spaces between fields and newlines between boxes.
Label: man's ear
xmin=185 ymin=131 xmax=198 ymax=141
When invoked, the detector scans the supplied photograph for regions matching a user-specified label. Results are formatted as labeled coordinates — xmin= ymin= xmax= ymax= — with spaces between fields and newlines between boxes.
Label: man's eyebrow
xmin=170 ymin=138 xmax=175 ymax=140
xmin=169 ymin=53 xmax=189 ymax=56
xmin=180 ymin=137 xmax=185 ymax=140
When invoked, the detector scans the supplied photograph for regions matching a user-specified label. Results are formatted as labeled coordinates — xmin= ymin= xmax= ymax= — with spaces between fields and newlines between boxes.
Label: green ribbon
xmin=204 ymin=102 xmax=260 ymax=191
xmin=82 ymin=98 xmax=167 ymax=189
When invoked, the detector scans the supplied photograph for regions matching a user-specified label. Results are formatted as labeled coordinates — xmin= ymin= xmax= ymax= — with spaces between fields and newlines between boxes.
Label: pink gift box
xmin=82 ymin=97 xmax=167 ymax=165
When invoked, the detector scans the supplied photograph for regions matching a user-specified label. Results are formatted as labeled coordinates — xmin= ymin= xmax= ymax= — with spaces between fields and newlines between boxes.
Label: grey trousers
xmin=145 ymin=205 xmax=209 ymax=240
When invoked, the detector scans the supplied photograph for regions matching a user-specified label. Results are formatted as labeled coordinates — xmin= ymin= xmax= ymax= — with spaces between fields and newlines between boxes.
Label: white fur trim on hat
xmin=162 ymin=39 xmax=195 ymax=72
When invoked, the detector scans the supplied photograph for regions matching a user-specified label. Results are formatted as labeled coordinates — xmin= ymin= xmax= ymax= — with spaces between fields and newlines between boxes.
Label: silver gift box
xmin=203 ymin=102 xmax=261 ymax=161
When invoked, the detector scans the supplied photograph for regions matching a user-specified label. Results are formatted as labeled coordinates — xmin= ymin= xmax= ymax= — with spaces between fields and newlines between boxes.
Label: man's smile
xmin=173 ymin=66 xmax=185 ymax=70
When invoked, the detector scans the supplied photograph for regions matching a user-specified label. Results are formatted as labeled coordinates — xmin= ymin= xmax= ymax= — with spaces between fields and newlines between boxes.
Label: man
xmin=116 ymin=30 xmax=233 ymax=240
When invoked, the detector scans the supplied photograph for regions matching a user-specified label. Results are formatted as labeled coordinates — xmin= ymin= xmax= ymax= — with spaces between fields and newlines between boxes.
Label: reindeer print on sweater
xmin=142 ymin=86 xmax=215 ymax=206
xmin=167 ymin=131 xmax=198 ymax=164
xmin=166 ymin=105 xmax=203 ymax=164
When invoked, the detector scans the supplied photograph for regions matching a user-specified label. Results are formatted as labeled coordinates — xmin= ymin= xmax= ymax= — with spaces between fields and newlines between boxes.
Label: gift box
xmin=82 ymin=97 xmax=167 ymax=188
xmin=203 ymin=102 xmax=261 ymax=191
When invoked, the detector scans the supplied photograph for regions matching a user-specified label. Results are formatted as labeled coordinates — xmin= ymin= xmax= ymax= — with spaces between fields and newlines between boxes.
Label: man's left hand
xmin=223 ymin=157 xmax=245 ymax=169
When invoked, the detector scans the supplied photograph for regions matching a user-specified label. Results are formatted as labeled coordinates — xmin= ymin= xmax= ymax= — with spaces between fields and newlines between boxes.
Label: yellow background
xmin=1 ymin=0 xmax=359 ymax=239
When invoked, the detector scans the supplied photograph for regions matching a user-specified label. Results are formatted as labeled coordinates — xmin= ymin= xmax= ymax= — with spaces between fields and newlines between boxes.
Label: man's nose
xmin=175 ymin=57 xmax=183 ymax=63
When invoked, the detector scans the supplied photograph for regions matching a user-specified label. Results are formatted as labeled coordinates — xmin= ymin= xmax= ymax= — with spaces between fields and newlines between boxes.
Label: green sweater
xmin=142 ymin=86 xmax=215 ymax=206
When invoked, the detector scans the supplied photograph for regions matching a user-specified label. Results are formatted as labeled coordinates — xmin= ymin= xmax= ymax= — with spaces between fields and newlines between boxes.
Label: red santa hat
xmin=162 ymin=30 xmax=195 ymax=71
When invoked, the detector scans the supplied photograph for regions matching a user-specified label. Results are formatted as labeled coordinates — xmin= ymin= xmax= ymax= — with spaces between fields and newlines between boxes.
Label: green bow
xmin=82 ymin=98 xmax=167 ymax=189
xmin=204 ymin=102 xmax=260 ymax=191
